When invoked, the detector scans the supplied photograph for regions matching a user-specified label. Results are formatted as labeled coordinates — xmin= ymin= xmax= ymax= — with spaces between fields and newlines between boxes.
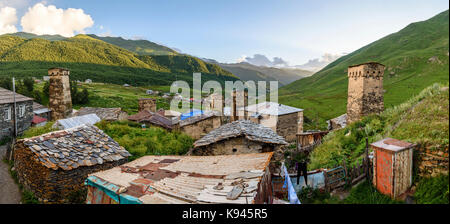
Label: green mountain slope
xmin=279 ymin=10 xmax=449 ymax=129
xmin=0 ymin=34 xmax=237 ymax=86
xmin=216 ymin=62 xmax=314 ymax=86
xmin=310 ymin=83 xmax=449 ymax=169
xmin=87 ymin=34 xmax=178 ymax=56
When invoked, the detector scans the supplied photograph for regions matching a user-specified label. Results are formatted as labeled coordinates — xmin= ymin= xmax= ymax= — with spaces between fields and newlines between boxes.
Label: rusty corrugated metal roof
xmin=87 ymin=152 xmax=273 ymax=204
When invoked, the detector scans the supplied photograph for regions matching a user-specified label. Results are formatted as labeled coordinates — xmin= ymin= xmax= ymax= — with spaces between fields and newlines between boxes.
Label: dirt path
xmin=0 ymin=145 xmax=21 ymax=204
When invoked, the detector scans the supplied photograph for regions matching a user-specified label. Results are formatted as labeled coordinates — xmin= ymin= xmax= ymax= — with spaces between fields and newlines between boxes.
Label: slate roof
xmin=86 ymin=152 xmax=273 ymax=204
xmin=243 ymin=102 xmax=303 ymax=116
xmin=19 ymin=124 xmax=131 ymax=171
xmin=74 ymin=107 xmax=127 ymax=121
xmin=0 ymin=87 xmax=33 ymax=104
xmin=53 ymin=114 xmax=101 ymax=130
xmin=178 ymin=112 xmax=218 ymax=127
xmin=194 ymin=120 xmax=288 ymax=147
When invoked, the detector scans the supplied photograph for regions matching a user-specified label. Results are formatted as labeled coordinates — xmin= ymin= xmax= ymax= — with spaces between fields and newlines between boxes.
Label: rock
xmin=227 ymin=185 xmax=244 ymax=200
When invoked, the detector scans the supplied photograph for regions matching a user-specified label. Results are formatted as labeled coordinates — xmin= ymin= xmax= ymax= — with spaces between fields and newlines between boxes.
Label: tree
xmin=23 ymin=77 xmax=34 ymax=93
xmin=43 ymin=81 xmax=50 ymax=97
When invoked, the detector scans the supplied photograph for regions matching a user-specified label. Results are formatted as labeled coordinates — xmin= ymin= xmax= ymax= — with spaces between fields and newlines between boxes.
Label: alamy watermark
xmin=169 ymin=73 xmax=279 ymax=117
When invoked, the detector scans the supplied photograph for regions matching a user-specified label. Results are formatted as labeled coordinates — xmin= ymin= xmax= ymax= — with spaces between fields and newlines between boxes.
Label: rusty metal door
xmin=376 ymin=150 xmax=393 ymax=196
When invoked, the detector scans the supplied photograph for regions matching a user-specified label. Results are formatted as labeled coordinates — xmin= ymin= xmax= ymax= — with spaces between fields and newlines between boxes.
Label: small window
xmin=232 ymin=148 xmax=238 ymax=153
xmin=4 ymin=107 xmax=11 ymax=121
xmin=19 ymin=105 xmax=25 ymax=117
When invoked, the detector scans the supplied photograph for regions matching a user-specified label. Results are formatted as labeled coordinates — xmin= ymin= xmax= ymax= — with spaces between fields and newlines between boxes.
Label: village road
xmin=0 ymin=145 xmax=21 ymax=204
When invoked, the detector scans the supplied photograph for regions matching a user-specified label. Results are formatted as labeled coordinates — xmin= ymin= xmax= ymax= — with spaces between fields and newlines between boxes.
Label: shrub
xmin=95 ymin=121 xmax=194 ymax=160
xmin=20 ymin=122 xmax=56 ymax=139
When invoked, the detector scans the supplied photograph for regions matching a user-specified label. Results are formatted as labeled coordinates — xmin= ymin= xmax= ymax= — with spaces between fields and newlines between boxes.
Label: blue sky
xmin=1 ymin=0 xmax=449 ymax=65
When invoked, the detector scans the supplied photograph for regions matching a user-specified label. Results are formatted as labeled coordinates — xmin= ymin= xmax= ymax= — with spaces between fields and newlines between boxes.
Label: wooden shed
xmin=371 ymin=138 xmax=415 ymax=198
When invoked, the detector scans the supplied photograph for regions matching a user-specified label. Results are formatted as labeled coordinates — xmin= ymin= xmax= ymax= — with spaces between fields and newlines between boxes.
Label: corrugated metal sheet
xmin=54 ymin=114 xmax=101 ymax=130
xmin=244 ymin=102 xmax=303 ymax=116
xmin=86 ymin=153 xmax=273 ymax=204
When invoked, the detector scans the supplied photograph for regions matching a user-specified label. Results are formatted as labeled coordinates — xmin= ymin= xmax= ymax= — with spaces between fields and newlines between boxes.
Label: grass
xmin=279 ymin=10 xmax=449 ymax=130
xmin=309 ymin=83 xmax=449 ymax=170
xmin=414 ymin=175 xmax=449 ymax=204
xmin=95 ymin=120 xmax=194 ymax=161
xmin=20 ymin=122 xmax=57 ymax=139
xmin=343 ymin=181 xmax=403 ymax=204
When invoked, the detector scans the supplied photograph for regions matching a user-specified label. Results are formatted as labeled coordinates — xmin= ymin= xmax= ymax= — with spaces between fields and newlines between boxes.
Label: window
xmin=19 ymin=105 xmax=25 ymax=117
xmin=4 ymin=107 xmax=11 ymax=121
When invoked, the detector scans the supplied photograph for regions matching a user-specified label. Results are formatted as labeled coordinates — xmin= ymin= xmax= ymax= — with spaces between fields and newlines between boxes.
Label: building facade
xmin=0 ymin=88 xmax=34 ymax=140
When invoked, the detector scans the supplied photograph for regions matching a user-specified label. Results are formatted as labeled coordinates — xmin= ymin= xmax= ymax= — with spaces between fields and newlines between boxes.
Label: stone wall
xmin=0 ymin=101 xmax=33 ymax=139
xmin=193 ymin=137 xmax=279 ymax=156
xmin=416 ymin=145 xmax=449 ymax=177
xmin=14 ymin=142 xmax=127 ymax=203
xmin=49 ymin=69 xmax=72 ymax=120
xmin=138 ymin=98 xmax=156 ymax=113
xmin=347 ymin=63 xmax=384 ymax=124
xmin=276 ymin=112 xmax=303 ymax=142
xmin=180 ymin=116 xmax=221 ymax=140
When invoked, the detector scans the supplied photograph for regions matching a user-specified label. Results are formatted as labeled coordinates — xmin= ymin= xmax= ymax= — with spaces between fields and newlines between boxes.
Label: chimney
xmin=48 ymin=68 xmax=72 ymax=120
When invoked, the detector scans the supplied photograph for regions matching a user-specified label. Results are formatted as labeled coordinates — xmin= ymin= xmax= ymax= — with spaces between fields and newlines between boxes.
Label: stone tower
xmin=347 ymin=62 xmax=385 ymax=124
xmin=231 ymin=90 xmax=248 ymax=122
xmin=138 ymin=98 xmax=156 ymax=112
xmin=48 ymin=68 xmax=72 ymax=120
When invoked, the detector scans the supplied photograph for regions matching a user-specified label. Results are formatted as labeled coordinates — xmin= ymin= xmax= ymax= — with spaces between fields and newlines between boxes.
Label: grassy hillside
xmin=0 ymin=34 xmax=237 ymax=86
xmin=88 ymin=34 xmax=178 ymax=56
xmin=217 ymin=62 xmax=314 ymax=86
xmin=279 ymin=10 xmax=449 ymax=129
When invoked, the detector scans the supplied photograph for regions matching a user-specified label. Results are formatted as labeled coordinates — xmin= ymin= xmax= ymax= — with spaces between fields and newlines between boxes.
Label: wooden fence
xmin=323 ymin=138 xmax=372 ymax=192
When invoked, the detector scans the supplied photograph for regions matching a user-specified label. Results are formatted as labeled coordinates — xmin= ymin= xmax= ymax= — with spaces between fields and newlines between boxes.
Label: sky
xmin=0 ymin=0 xmax=449 ymax=66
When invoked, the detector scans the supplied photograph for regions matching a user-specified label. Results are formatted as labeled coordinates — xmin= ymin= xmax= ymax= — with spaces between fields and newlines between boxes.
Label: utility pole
xmin=12 ymin=77 xmax=17 ymax=138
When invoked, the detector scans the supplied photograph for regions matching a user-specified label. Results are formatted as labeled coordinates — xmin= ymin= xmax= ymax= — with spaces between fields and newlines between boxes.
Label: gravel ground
xmin=0 ymin=145 xmax=21 ymax=204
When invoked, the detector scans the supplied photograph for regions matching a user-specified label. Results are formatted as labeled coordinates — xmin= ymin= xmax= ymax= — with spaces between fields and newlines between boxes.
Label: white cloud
xmin=237 ymin=54 xmax=290 ymax=67
xmin=20 ymin=3 xmax=94 ymax=37
xmin=0 ymin=6 xmax=18 ymax=34
xmin=295 ymin=53 xmax=344 ymax=72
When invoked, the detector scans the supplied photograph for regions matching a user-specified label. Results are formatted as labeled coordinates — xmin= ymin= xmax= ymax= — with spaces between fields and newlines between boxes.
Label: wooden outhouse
xmin=371 ymin=138 xmax=415 ymax=198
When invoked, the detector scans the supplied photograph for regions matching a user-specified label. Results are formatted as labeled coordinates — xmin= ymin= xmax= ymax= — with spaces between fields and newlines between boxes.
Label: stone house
xmin=347 ymin=62 xmax=385 ymax=124
xmin=33 ymin=102 xmax=51 ymax=121
xmin=193 ymin=120 xmax=288 ymax=156
xmin=239 ymin=102 xmax=304 ymax=142
xmin=0 ymin=87 xmax=34 ymax=140
xmin=327 ymin=114 xmax=347 ymax=131
xmin=14 ymin=124 xmax=131 ymax=203
xmin=176 ymin=112 xmax=222 ymax=140
xmin=73 ymin=107 xmax=128 ymax=121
